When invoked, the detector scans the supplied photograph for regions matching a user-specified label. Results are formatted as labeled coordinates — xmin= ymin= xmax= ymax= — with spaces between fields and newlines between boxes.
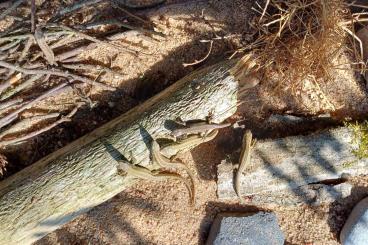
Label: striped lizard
xmin=151 ymin=140 xmax=196 ymax=204
xmin=171 ymin=121 xmax=231 ymax=140
xmin=116 ymin=157 xmax=194 ymax=204
xmin=235 ymin=130 xmax=257 ymax=202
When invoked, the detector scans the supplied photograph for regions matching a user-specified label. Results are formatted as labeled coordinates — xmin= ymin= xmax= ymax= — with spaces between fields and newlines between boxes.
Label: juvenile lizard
xmin=116 ymin=156 xmax=193 ymax=205
xmin=235 ymin=130 xmax=256 ymax=202
xmin=171 ymin=121 xmax=231 ymax=140
xmin=151 ymin=140 xmax=196 ymax=204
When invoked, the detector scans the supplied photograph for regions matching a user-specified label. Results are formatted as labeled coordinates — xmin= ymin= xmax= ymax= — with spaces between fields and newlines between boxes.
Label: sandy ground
xmin=1 ymin=0 xmax=368 ymax=244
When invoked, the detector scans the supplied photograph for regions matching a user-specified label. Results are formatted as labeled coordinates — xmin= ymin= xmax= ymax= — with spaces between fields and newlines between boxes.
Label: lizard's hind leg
xmin=151 ymin=171 xmax=195 ymax=205
xmin=117 ymin=159 xmax=194 ymax=205
xmin=152 ymin=140 xmax=196 ymax=204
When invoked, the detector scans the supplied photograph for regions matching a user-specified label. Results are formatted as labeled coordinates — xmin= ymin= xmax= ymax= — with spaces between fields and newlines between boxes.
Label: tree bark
xmin=0 ymin=59 xmax=241 ymax=245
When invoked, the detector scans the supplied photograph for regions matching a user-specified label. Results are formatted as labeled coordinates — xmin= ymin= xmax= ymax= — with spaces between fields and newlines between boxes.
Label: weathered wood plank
xmin=0 ymin=59 xmax=241 ymax=245
xmin=217 ymin=127 xmax=367 ymax=204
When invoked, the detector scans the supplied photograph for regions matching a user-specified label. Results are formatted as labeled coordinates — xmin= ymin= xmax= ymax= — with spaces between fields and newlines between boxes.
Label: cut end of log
xmin=229 ymin=54 xmax=261 ymax=90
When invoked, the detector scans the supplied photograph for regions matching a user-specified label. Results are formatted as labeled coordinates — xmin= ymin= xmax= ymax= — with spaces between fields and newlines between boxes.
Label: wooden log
xmin=217 ymin=127 xmax=368 ymax=205
xmin=0 ymin=58 xmax=244 ymax=245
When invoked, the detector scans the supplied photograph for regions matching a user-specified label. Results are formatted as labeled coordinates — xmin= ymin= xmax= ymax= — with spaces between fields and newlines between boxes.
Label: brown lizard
xmin=160 ymin=129 xmax=219 ymax=158
xmin=116 ymin=158 xmax=194 ymax=204
xmin=171 ymin=121 xmax=231 ymax=140
xmin=235 ymin=130 xmax=256 ymax=202
xmin=151 ymin=140 xmax=196 ymax=205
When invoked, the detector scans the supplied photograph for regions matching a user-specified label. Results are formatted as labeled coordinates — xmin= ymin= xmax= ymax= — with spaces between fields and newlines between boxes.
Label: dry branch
xmin=48 ymin=0 xmax=105 ymax=22
xmin=0 ymin=83 xmax=70 ymax=129
xmin=0 ymin=112 xmax=60 ymax=139
xmin=0 ymin=60 xmax=115 ymax=91
xmin=0 ymin=107 xmax=80 ymax=147
xmin=0 ymin=74 xmax=43 ymax=101
xmin=0 ymin=0 xmax=24 ymax=21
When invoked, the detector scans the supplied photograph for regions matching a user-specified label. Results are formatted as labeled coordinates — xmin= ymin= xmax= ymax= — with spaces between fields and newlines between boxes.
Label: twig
xmin=111 ymin=1 xmax=151 ymax=26
xmin=0 ymin=39 xmax=21 ymax=51
xmin=0 ymin=73 xmax=22 ymax=94
xmin=18 ymin=35 xmax=34 ymax=62
xmin=30 ymin=34 xmax=79 ymax=62
xmin=0 ymin=53 xmax=8 ymax=61
xmin=34 ymin=27 xmax=56 ymax=65
xmin=0 ymin=0 xmax=25 ymax=21
xmin=260 ymin=0 xmax=270 ymax=22
xmin=62 ymin=63 xmax=125 ymax=77
xmin=31 ymin=0 xmax=36 ymax=33
xmin=0 ymin=97 xmax=23 ymax=111
xmin=112 ymin=0 xmax=166 ymax=9
xmin=76 ymin=19 xmax=164 ymax=37
xmin=22 ymin=62 xmax=44 ymax=69
xmin=48 ymin=0 xmax=105 ymax=22
xmin=347 ymin=2 xmax=368 ymax=9
xmin=55 ymin=43 xmax=97 ymax=62
xmin=341 ymin=25 xmax=364 ymax=61
xmin=0 ymin=83 xmax=69 ymax=129
xmin=0 ymin=33 xmax=33 ymax=43
xmin=107 ymin=30 xmax=157 ymax=43
xmin=0 ymin=106 xmax=81 ymax=148
xmin=0 ymin=30 xmax=72 ymax=43
xmin=0 ymin=112 xmax=60 ymax=139
xmin=0 ymin=60 xmax=115 ymax=91
xmin=0 ymin=74 xmax=44 ymax=101
xmin=47 ymin=24 xmax=139 ymax=56
xmin=183 ymin=40 xmax=213 ymax=67
xmin=0 ymin=1 xmax=12 ymax=9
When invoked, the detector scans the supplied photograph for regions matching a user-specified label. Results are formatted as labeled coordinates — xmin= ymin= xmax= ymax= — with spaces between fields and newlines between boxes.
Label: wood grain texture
xmin=0 ymin=59 xmax=240 ymax=245
xmin=217 ymin=127 xmax=367 ymax=204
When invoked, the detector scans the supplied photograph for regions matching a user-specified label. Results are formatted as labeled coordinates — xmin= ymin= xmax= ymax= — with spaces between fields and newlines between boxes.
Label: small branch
xmin=183 ymin=40 xmax=213 ymax=67
xmin=0 ymin=0 xmax=25 ymax=21
xmin=0 ymin=74 xmax=44 ymax=101
xmin=0 ymin=106 xmax=81 ymax=148
xmin=0 ymin=33 xmax=33 ymax=43
xmin=55 ymin=43 xmax=97 ymax=62
xmin=34 ymin=27 xmax=56 ymax=65
xmin=111 ymin=1 xmax=151 ymax=26
xmin=48 ymin=0 xmax=104 ymax=22
xmin=18 ymin=35 xmax=34 ymax=62
xmin=0 ymin=112 xmax=60 ymax=139
xmin=62 ymin=63 xmax=125 ymax=77
xmin=31 ymin=0 xmax=36 ymax=33
xmin=112 ymin=0 xmax=166 ymax=9
xmin=0 ymin=39 xmax=22 ymax=51
xmin=0 ymin=53 xmax=9 ymax=61
xmin=0 ymin=73 xmax=22 ymax=94
xmin=0 ymin=60 xmax=115 ymax=91
xmin=48 ymin=24 xmax=139 ymax=56
xmin=260 ymin=0 xmax=270 ymax=22
xmin=0 ymin=83 xmax=69 ymax=129
xmin=0 ymin=98 xmax=23 ymax=111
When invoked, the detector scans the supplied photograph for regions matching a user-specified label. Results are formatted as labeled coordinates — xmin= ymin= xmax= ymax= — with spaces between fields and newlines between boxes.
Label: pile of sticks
xmin=0 ymin=0 xmax=164 ymax=148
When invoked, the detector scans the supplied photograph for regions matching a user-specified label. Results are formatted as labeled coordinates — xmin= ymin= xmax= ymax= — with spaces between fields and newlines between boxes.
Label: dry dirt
xmin=1 ymin=0 xmax=368 ymax=244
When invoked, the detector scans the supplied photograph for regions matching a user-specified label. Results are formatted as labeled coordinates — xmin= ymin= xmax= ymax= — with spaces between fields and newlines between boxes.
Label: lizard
xmin=115 ymin=153 xmax=194 ymax=205
xmin=160 ymin=129 xmax=219 ymax=158
xmin=151 ymin=140 xmax=196 ymax=205
xmin=170 ymin=121 xmax=231 ymax=140
xmin=235 ymin=129 xmax=257 ymax=203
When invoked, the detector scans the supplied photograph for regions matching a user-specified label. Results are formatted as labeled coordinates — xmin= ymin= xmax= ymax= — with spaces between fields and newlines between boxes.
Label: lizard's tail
xmin=155 ymin=171 xmax=195 ymax=205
